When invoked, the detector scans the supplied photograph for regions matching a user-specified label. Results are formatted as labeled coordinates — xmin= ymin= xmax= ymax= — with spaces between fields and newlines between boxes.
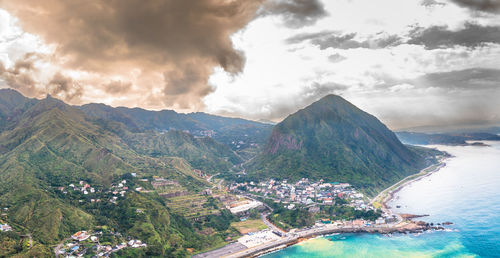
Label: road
xmin=192 ymin=242 xmax=247 ymax=258
xmin=236 ymin=192 xmax=288 ymax=234
xmin=54 ymin=237 xmax=71 ymax=258
xmin=207 ymin=173 xmax=219 ymax=182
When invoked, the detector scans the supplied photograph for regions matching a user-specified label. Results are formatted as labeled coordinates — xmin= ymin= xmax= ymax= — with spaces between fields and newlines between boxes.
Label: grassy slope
xmin=0 ymin=98 xmax=227 ymax=256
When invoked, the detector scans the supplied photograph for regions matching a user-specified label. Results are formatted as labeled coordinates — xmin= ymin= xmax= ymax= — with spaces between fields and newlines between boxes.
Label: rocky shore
xmin=227 ymin=220 xmax=452 ymax=258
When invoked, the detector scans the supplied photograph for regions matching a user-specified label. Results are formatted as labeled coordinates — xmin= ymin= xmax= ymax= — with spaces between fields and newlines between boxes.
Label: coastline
xmin=194 ymin=157 xmax=449 ymax=258
xmin=376 ymin=158 xmax=448 ymax=213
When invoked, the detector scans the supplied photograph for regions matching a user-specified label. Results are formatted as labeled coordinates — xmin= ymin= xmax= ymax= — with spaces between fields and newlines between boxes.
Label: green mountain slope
xmin=0 ymin=95 xmax=234 ymax=256
xmin=124 ymin=130 xmax=242 ymax=173
xmin=247 ymin=95 xmax=439 ymax=196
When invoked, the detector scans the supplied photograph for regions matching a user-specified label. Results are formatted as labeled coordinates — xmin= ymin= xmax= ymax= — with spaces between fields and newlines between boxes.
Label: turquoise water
xmin=263 ymin=142 xmax=500 ymax=257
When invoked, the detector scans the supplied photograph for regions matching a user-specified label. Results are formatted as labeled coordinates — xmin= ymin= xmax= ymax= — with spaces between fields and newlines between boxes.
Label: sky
xmin=0 ymin=0 xmax=500 ymax=129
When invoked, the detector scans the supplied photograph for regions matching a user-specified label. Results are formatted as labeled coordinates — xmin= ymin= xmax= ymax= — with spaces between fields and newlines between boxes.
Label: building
xmin=71 ymin=231 xmax=90 ymax=241
xmin=0 ymin=224 xmax=12 ymax=231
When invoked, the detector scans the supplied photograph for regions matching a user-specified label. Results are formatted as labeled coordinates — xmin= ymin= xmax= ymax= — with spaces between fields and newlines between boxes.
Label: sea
xmin=262 ymin=141 xmax=500 ymax=258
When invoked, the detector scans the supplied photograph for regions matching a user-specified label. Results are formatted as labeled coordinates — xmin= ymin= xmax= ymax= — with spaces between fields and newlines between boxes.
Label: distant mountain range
xmin=397 ymin=124 xmax=500 ymax=134
xmin=78 ymin=102 xmax=273 ymax=152
xmin=246 ymin=95 xmax=442 ymax=196
xmin=396 ymin=131 xmax=500 ymax=146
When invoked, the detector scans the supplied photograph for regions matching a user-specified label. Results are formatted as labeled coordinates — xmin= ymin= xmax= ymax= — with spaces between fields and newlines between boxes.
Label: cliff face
xmin=265 ymin=131 xmax=303 ymax=154
xmin=247 ymin=94 xmax=433 ymax=196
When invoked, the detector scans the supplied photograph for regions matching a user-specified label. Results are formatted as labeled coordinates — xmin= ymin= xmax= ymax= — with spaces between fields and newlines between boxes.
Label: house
xmin=320 ymin=218 xmax=331 ymax=224
xmin=323 ymin=197 xmax=333 ymax=205
xmin=0 ymin=224 xmax=12 ymax=231
xmin=352 ymin=219 xmax=365 ymax=227
xmin=71 ymin=231 xmax=90 ymax=241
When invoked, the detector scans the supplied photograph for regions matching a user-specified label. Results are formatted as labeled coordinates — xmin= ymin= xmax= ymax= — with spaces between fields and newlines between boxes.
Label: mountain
xmin=0 ymin=91 xmax=259 ymax=256
xmin=79 ymin=103 xmax=273 ymax=151
xmin=0 ymin=88 xmax=38 ymax=132
xmin=247 ymin=95 xmax=439 ymax=196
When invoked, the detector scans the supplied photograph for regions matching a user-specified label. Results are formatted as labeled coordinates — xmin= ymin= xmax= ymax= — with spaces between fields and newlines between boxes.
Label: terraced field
xmin=165 ymin=194 xmax=220 ymax=219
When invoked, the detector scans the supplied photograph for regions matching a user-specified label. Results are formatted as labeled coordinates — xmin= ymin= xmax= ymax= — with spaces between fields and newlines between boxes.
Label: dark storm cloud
xmin=162 ymin=63 xmax=215 ymax=109
xmin=47 ymin=73 xmax=83 ymax=102
xmin=3 ymin=0 xmax=264 ymax=109
xmin=288 ymin=23 xmax=500 ymax=51
xmin=0 ymin=54 xmax=39 ymax=96
xmin=449 ymin=0 xmax=500 ymax=13
xmin=286 ymin=31 xmax=402 ymax=49
xmin=0 ymin=53 xmax=85 ymax=103
xmin=259 ymin=0 xmax=328 ymax=28
xmin=407 ymin=23 xmax=500 ymax=49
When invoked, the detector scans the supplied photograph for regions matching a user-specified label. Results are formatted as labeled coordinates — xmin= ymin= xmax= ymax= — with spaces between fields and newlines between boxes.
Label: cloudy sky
xmin=0 ymin=0 xmax=500 ymax=129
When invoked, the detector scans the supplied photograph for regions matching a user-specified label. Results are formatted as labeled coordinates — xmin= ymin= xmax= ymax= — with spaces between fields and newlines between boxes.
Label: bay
xmin=263 ymin=142 xmax=500 ymax=257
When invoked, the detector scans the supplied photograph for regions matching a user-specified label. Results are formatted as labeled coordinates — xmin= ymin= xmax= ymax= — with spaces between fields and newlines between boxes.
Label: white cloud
xmin=204 ymin=0 xmax=500 ymax=128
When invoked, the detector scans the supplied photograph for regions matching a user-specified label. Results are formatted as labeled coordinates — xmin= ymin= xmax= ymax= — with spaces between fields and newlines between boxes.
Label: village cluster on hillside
xmin=230 ymin=178 xmax=370 ymax=210
xmin=55 ymin=177 xmax=139 ymax=205
xmin=57 ymin=229 xmax=146 ymax=257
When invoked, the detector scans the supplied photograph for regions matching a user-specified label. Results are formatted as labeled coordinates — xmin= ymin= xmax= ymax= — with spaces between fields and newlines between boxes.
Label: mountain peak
xmin=247 ymin=94 xmax=430 ymax=195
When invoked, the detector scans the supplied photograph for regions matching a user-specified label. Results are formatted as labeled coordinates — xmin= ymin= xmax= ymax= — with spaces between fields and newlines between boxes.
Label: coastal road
xmin=192 ymin=242 xmax=247 ymax=258
xmin=238 ymin=193 xmax=286 ymax=234
xmin=223 ymin=224 xmax=405 ymax=258
xmin=261 ymin=212 xmax=286 ymax=234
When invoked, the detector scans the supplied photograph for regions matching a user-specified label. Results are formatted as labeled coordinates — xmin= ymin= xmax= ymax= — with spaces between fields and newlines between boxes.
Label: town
xmin=194 ymin=178 xmax=445 ymax=258
xmin=230 ymin=178 xmax=370 ymax=210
